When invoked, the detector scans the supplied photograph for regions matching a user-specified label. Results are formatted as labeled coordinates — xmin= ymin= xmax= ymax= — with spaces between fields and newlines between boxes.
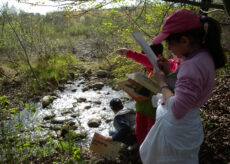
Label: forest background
xmin=0 ymin=0 xmax=229 ymax=163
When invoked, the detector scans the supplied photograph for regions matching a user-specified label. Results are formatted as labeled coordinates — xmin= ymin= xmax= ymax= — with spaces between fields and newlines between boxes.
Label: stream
xmin=20 ymin=75 xmax=135 ymax=146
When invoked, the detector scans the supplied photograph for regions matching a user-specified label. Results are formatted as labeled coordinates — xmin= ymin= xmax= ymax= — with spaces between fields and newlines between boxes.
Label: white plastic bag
xmin=151 ymin=93 xmax=167 ymax=119
xmin=151 ymin=93 xmax=162 ymax=108
xmin=140 ymin=97 xmax=203 ymax=164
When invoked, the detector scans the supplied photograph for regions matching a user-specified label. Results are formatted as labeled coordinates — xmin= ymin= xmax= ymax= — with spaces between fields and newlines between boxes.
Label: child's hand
xmin=153 ymin=71 xmax=167 ymax=87
xmin=116 ymin=48 xmax=128 ymax=56
xmin=157 ymin=57 xmax=171 ymax=76
xmin=104 ymin=136 xmax=113 ymax=142
xmin=154 ymin=71 xmax=174 ymax=104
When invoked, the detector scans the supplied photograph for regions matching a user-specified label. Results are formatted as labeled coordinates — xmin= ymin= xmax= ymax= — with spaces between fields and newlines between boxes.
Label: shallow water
xmin=21 ymin=79 xmax=135 ymax=146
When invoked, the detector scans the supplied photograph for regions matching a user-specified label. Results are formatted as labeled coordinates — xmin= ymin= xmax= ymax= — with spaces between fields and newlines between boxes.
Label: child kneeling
xmin=105 ymin=98 xmax=137 ymax=146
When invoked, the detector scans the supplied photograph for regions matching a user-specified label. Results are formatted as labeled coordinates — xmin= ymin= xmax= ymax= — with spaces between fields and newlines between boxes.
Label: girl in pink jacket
xmin=117 ymin=44 xmax=179 ymax=146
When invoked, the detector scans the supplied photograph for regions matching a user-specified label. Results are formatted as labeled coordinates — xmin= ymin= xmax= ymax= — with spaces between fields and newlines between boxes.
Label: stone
xmin=67 ymin=80 xmax=73 ymax=84
xmin=71 ymin=113 xmax=79 ymax=118
xmin=91 ymin=82 xmax=104 ymax=90
xmin=94 ymin=101 xmax=101 ymax=105
xmin=51 ymin=117 xmax=71 ymax=124
xmin=85 ymin=69 xmax=92 ymax=74
xmin=41 ymin=95 xmax=53 ymax=108
xmin=96 ymin=70 xmax=109 ymax=78
xmin=105 ymin=118 xmax=113 ymax=123
xmin=82 ymin=87 xmax=89 ymax=92
xmin=61 ymin=110 xmax=72 ymax=115
xmin=43 ymin=113 xmax=56 ymax=120
xmin=87 ymin=118 xmax=101 ymax=127
xmin=77 ymin=97 xmax=87 ymax=103
xmin=84 ymin=105 xmax=91 ymax=109
xmin=71 ymin=89 xmax=77 ymax=92
xmin=58 ymin=85 xmax=65 ymax=91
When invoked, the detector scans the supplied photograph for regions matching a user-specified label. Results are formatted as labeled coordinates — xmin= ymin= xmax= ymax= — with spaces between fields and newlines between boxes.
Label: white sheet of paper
xmin=133 ymin=32 xmax=160 ymax=72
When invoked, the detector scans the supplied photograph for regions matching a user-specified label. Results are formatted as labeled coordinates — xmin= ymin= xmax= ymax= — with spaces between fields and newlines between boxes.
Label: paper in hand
xmin=132 ymin=32 xmax=160 ymax=72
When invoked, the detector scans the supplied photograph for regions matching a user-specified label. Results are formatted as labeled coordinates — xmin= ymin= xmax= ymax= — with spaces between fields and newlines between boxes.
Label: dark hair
xmin=110 ymin=98 xmax=123 ymax=111
xmin=166 ymin=17 xmax=226 ymax=69
xmin=142 ymin=43 xmax=163 ymax=57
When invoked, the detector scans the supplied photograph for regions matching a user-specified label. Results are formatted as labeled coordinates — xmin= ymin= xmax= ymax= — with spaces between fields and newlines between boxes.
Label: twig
xmin=162 ymin=0 xmax=224 ymax=10
xmin=199 ymin=8 xmax=224 ymax=14
xmin=206 ymin=127 xmax=221 ymax=139
xmin=0 ymin=71 xmax=11 ymax=80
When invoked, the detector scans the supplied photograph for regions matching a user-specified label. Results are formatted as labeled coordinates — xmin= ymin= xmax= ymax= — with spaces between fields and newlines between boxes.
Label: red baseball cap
xmin=153 ymin=9 xmax=203 ymax=44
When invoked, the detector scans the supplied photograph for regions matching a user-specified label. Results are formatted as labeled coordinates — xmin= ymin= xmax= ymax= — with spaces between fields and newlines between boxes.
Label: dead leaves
xmin=200 ymin=72 xmax=230 ymax=164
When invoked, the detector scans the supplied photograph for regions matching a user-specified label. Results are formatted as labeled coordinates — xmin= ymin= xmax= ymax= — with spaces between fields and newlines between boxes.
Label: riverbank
xmin=0 ymin=61 xmax=142 ymax=163
xmin=1 ymin=61 xmax=229 ymax=163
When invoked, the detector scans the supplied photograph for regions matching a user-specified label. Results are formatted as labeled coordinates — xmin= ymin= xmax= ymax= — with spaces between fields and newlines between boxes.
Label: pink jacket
xmin=126 ymin=50 xmax=179 ymax=73
xmin=172 ymin=49 xmax=215 ymax=119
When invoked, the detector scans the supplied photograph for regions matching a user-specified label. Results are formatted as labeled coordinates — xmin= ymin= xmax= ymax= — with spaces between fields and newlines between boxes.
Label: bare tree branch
xmin=163 ymin=0 xmax=224 ymax=9
xmin=19 ymin=1 xmax=75 ymax=7
xmin=1 ymin=11 xmax=40 ymax=87
xmin=71 ymin=0 xmax=114 ymax=17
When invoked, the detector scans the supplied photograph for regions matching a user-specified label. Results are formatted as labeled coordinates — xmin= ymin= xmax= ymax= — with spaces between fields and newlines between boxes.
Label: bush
xmin=69 ymin=22 xmax=90 ymax=36
xmin=33 ymin=53 xmax=81 ymax=85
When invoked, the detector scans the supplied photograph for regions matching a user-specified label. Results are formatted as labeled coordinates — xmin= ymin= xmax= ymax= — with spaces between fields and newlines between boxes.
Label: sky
xmin=0 ymin=0 xmax=138 ymax=15
xmin=1 ymin=0 xmax=69 ymax=15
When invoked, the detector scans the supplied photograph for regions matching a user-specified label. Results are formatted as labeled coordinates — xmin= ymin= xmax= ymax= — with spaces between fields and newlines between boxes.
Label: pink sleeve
xmin=171 ymin=62 xmax=202 ymax=119
xmin=168 ymin=59 xmax=179 ymax=73
xmin=126 ymin=50 xmax=153 ymax=68
xmin=170 ymin=51 xmax=216 ymax=120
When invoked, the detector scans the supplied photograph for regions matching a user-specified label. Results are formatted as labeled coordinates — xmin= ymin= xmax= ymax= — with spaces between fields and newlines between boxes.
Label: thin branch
xmin=134 ymin=0 xmax=146 ymax=21
xmin=206 ymin=127 xmax=222 ymax=139
xmin=123 ymin=2 xmax=153 ymax=38
xmin=163 ymin=0 xmax=224 ymax=9
xmin=124 ymin=2 xmax=174 ymax=39
xmin=0 ymin=71 xmax=11 ymax=80
xmin=199 ymin=8 xmax=224 ymax=14
xmin=156 ymin=3 xmax=174 ymax=33
xmin=1 ymin=12 xmax=40 ymax=87
xmin=19 ymin=1 xmax=75 ymax=7
xmin=71 ymin=0 xmax=114 ymax=17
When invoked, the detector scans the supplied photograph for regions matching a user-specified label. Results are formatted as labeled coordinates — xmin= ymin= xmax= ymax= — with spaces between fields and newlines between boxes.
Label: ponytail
xmin=166 ymin=16 xmax=227 ymax=70
xmin=201 ymin=17 xmax=226 ymax=69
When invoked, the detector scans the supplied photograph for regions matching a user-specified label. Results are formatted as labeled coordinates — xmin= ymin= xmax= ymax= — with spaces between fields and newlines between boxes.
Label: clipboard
xmin=118 ymin=80 xmax=149 ymax=101
xmin=126 ymin=72 xmax=160 ymax=94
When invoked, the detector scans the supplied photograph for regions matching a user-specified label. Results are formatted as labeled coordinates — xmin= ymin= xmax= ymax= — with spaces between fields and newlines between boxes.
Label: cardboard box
xmin=90 ymin=132 xmax=122 ymax=160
